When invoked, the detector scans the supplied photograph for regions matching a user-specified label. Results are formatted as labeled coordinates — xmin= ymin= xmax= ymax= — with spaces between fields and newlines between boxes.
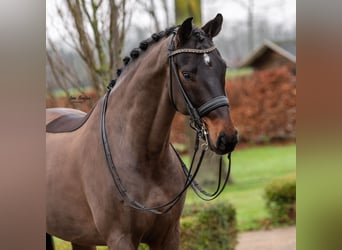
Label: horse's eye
xmin=182 ymin=72 xmax=191 ymax=80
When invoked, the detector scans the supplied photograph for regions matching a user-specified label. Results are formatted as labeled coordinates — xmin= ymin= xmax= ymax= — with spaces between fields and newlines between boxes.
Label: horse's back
xmin=46 ymin=108 xmax=91 ymax=133
xmin=46 ymin=108 xmax=86 ymax=124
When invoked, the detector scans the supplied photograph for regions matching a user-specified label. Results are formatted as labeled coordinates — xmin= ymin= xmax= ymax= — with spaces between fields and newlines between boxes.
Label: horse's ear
xmin=201 ymin=13 xmax=223 ymax=38
xmin=177 ymin=17 xmax=193 ymax=44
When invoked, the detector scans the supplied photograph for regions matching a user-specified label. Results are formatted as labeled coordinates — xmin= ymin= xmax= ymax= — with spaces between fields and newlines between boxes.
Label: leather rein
xmin=100 ymin=34 xmax=232 ymax=214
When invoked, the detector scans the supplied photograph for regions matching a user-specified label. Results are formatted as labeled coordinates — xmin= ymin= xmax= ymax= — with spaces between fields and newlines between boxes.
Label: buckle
xmin=200 ymin=124 xmax=209 ymax=151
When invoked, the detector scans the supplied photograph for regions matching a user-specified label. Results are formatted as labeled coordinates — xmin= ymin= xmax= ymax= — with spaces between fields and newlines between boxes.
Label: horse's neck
xmin=107 ymin=37 xmax=175 ymax=161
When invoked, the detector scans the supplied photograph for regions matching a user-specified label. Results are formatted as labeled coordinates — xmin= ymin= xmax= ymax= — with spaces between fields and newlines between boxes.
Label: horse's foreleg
xmin=150 ymin=240 xmax=180 ymax=250
xmin=46 ymin=233 xmax=54 ymax=250
xmin=149 ymin=226 xmax=180 ymax=250
xmin=150 ymin=238 xmax=180 ymax=250
xmin=107 ymin=234 xmax=137 ymax=250
xmin=71 ymin=243 xmax=96 ymax=250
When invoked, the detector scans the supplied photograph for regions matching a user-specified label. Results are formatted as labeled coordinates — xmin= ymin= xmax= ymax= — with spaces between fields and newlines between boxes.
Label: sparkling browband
xmin=169 ymin=46 xmax=216 ymax=57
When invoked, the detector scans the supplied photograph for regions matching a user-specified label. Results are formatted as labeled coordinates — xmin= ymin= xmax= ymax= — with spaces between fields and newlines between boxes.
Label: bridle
xmin=168 ymin=33 xmax=230 ymax=132
xmin=100 ymin=33 xmax=232 ymax=215
xmin=168 ymin=31 xmax=232 ymax=195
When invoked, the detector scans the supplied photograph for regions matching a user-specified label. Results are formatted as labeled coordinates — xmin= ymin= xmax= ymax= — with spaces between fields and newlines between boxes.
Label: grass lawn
xmin=183 ymin=143 xmax=296 ymax=231
xmin=52 ymin=143 xmax=296 ymax=249
xmin=226 ymin=67 xmax=254 ymax=79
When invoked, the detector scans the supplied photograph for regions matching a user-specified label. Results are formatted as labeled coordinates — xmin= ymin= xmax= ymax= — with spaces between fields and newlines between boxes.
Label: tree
xmin=175 ymin=0 xmax=201 ymax=26
xmin=47 ymin=0 xmax=172 ymax=108
xmin=231 ymin=0 xmax=286 ymax=52
xmin=136 ymin=0 xmax=170 ymax=32
xmin=46 ymin=0 xmax=130 ymax=105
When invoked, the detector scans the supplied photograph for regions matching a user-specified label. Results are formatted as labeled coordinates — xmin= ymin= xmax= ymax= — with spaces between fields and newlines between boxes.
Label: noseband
xmin=168 ymin=33 xmax=229 ymax=132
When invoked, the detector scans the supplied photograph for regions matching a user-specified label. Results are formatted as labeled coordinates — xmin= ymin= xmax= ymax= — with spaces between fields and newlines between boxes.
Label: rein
xmin=100 ymin=34 xmax=232 ymax=214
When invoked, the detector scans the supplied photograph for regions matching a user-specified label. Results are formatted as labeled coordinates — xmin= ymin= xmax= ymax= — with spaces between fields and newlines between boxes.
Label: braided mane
xmin=107 ymin=26 xmax=178 ymax=89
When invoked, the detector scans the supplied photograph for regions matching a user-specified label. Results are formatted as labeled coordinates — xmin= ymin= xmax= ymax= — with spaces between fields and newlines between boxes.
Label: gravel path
xmin=236 ymin=226 xmax=296 ymax=250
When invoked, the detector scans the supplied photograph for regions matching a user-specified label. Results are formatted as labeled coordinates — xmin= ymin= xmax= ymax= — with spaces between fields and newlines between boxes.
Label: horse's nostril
xmin=219 ymin=132 xmax=227 ymax=144
xmin=217 ymin=132 xmax=228 ymax=151
xmin=216 ymin=132 xmax=238 ymax=154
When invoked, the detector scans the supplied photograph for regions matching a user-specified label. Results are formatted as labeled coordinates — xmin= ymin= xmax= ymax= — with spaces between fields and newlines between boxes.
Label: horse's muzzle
xmin=215 ymin=130 xmax=238 ymax=155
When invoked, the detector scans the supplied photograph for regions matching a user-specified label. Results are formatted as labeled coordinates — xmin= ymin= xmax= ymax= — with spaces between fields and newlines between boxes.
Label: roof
xmin=275 ymin=40 xmax=296 ymax=56
xmin=239 ymin=40 xmax=296 ymax=68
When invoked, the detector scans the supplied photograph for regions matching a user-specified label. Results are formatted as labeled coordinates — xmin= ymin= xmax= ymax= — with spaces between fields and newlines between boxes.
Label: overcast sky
xmin=203 ymin=0 xmax=296 ymax=23
xmin=47 ymin=0 xmax=296 ymax=42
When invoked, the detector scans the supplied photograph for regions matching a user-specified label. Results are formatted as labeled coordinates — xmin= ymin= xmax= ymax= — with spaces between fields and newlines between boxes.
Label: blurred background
xmin=46 ymin=0 xmax=295 ymax=108
xmin=46 ymin=0 xmax=296 ymax=144
xmin=46 ymin=1 xmax=296 ymax=249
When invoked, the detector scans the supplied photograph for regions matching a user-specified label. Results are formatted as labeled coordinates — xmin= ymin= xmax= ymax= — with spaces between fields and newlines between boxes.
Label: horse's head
xmin=169 ymin=14 xmax=238 ymax=155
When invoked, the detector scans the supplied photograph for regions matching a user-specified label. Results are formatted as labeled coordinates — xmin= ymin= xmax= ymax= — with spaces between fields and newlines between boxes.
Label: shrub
xmin=180 ymin=203 xmax=237 ymax=250
xmin=264 ymin=173 xmax=296 ymax=225
xmin=227 ymin=66 xmax=296 ymax=143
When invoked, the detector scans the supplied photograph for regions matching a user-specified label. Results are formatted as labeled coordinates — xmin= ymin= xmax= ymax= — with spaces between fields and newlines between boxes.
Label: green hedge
xmin=264 ymin=173 xmax=296 ymax=225
xmin=180 ymin=202 xmax=237 ymax=250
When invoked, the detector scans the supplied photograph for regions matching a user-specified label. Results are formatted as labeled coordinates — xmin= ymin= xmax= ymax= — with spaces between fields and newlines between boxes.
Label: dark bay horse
xmin=46 ymin=14 xmax=238 ymax=250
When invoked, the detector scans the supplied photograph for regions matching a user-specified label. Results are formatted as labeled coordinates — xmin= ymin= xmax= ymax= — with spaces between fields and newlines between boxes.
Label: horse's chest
xmin=137 ymin=210 xmax=182 ymax=243
xmin=128 ymin=185 xmax=185 ymax=238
